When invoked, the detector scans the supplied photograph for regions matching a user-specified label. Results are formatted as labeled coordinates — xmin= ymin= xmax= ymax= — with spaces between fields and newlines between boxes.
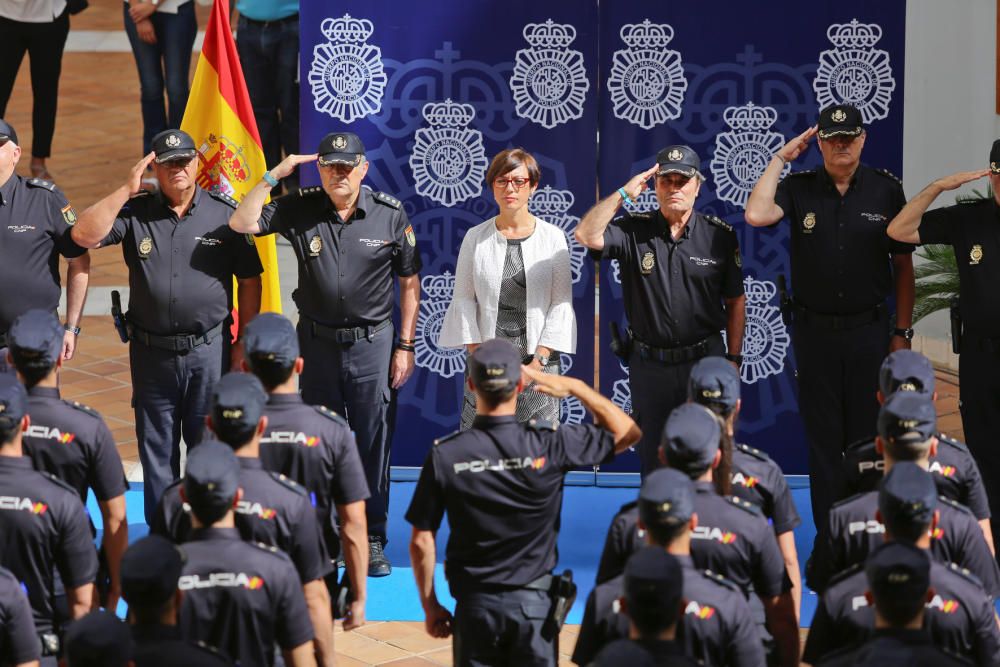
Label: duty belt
xmin=790 ymin=301 xmax=886 ymax=331
xmin=634 ymin=334 xmax=712 ymax=364
xmin=965 ymin=333 xmax=1000 ymax=354
xmin=127 ymin=320 xmax=225 ymax=352
xmin=306 ymin=316 xmax=391 ymax=344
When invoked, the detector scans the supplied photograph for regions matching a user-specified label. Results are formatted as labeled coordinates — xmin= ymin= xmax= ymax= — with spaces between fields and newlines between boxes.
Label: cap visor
xmin=154 ymin=149 xmax=198 ymax=164
xmin=817 ymin=127 xmax=863 ymax=139
xmin=990 ymin=163 xmax=1000 ymax=174
xmin=657 ymin=166 xmax=698 ymax=177
xmin=318 ymin=153 xmax=362 ymax=166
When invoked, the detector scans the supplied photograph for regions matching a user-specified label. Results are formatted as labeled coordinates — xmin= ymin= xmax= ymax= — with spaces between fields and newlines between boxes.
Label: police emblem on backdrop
xmin=528 ymin=186 xmax=586 ymax=285
xmin=802 ymin=212 xmax=817 ymax=233
xmin=970 ymin=244 xmax=983 ymax=265
xmin=309 ymin=14 xmax=387 ymax=123
xmin=308 ymin=235 xmax=323 ymax=257
xmin=558 ymin=354 xmax=586 ymax=425
xmin=813 ymin=19 xmax=896 ymax=124
xmin=138 ymin=236 xmax=153 ymax=258
xmin=409 ymin=100 xmax=488 ymax=207
xmin=509 ymin=19 xmax=591 ymax=129
xmin=710 ymin=103 xmax=790 ymax=208
xmin=607 ymin=20 xmax=687 ymax=130
xmin=414 ymin=272 xmax=467 ymax=379
xmin=721 ymin=277 xmax=790 ymax=384
xmin=611 ymin=362 xmax=632 ymax=414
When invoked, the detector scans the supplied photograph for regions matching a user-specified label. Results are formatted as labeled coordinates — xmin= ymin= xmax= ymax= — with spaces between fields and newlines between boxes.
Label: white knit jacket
xmin=438 ymin=217 xmax=577 ymax=355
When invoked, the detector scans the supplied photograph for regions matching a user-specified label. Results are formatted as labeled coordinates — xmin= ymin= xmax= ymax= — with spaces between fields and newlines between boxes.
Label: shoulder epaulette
xmin=827 ymin=562 xmax=864 ymax=587
xmin=433 ymin=430 xmax=462 ymax=446
xmin=873 ymin=167 xmax=902 ymax=185
xmin=945 ymin=561 xmax=985 ymax=587
xmin=704 ymin=214 xmax=733 ymax=232
xmin=617 ymin=499 xmax=638 ymax=514
xmin=958 ymin=196 xmax=990 ymax=206
xmin=626 ymin=211 xmax=653 ymax=220
xmin=726 ymin=495 xmax=762 ymax=516
xmin=26 ymin=177 xmax=55 ymax=191
xmin=831 ymin=491 xmax=869 ymax=510
xmin=65 ymin=399 xmax=99 ymax=418
xmin=268 ymin=472 xmax=307 ymax=496
xmin=372 ymin=191 xmax=401 ymax=209
xmin=787 ymin=169 xmax=815 ymax=178
xmin=527 ymin=418 xmax=558 ymax=432
xmin=313 ymin=405 xmax=348 ymax=428
xmin=699 ymin=568 xmax=742 ymax=594
xmin=208 ymin=190 xmax=239 ymax=209
xmin=735 ymin=442 xmax=771 ymax=462
xmin=42 ymin=471 xmax=77 ymax=494
xmin=844 ymin=435 xmax=876 ymax=452
xmin=129 ymin=190 xmax=151 ymax=199
xmin=937 ymin=433 xmax=969 ymax=452
xmin=251 ymin=541 xmax=293 ymax=561
xmin=298 ymin=186 xmax=324 ymax=197
xmin=193 ymin=640 xmax=226 ymax=658
xmin=939 ymin=496 xmax=974 ymax=516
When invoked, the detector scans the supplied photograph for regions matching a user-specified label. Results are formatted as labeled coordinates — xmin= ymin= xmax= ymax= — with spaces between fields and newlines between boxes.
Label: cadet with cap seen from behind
xmin=62 ymin=610 xmax=132 ymax=667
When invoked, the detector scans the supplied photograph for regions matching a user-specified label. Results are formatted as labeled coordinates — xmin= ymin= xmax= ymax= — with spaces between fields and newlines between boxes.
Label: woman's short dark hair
xmin=485 ymin=148 xmax=541 ymax=188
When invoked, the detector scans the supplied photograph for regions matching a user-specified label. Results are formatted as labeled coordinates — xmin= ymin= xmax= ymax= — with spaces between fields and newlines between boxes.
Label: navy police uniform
xmin=597 ymin=147 xmax=744 ymax=476
xmin=254 ymin=132 xmax=421 ymax=546
xmin=816 ymin=630 xmax=972 ymax=667
xmin=772 ymin=105 xmax=913 ymax=527
xmin=592 ymin=638 xmax=697 ymax=667
xmin=100 ymin=130 xmax=264 ymax=521
xmin=0 ymin=565 xmax=40 ymax=666
xmin=63 ymin=609 xmax=132 ymax=667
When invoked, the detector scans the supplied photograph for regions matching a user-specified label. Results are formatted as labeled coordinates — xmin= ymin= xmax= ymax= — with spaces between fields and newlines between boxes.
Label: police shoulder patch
xmin=704 ymin=214 xmax=733 ymax=232
xmin=937 ymin=433 xmax=969 ymax=452
xmin=66 ymin=400 xmax=99 ymax=418
xmin=313 ymin=405 xmax=348 ymax=428
xmin=269 ymin=472 xmax=307 ymax=496
xmin=831 ymin=491 xmax=868 ymax=510
xmin=700 ymin=568 xmax=742 ymax=594
xmin=726 ymin=495 xmax=762 ymax=516
xmin=433 ymin=430 xmax=462 ymax=446
xmin=298 ymin=186 xmax=324 ymax=197
xmin=873 ymin=168 xmax=903 ymax=186
xmin=42 ymin=471 xmax=77 ymax=494
xmin=735 ymin=442 xmax=771 ymax=462
xmin=938 ymin=496 xmax=974 ymax=516
xmin=946 ymin=561 xmax=984 ymax=587
xmin=527 ymin=419 xmax=558 ymax=432
xmin=372 ymin=191 xmax=401 ymax=209
xmin=827 ymin=562 xmax=864 ymax=587
xmin=26 ymin=177 xmax=56 ymax=191
xmin=208 ymin=191 xmax=239 ymax=209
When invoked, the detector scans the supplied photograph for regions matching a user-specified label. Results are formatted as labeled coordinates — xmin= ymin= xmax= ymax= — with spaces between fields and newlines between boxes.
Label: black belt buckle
xmin=335 ymin=328 xmax=357 ymax=344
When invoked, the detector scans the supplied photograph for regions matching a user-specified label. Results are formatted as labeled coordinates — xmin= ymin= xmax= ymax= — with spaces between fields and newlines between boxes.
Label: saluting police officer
xmin=70 ymin=129 xmax=264 ymax=522
xmin=229 ymin=132 xmax=420 ymax=576
xmin=175 ymin=442 xmax=315 ymax=667
xmin=8 ymin=309 xmax=129 ymax=611
xmin=887 ymin=139 xmax=1000 ymax=552
xmin=242 ymin=312 xmax=370 ymax=626
xmin=841 ymin=350 xmax=992 ymax=549
xmin=745 ymin=104 xmax=915 ymax=528
xmin=686 ymin=356 xmax=803 ymax=616
xmin=807 ymin=394 xmax=1000 ymax=595
xmin=120 ymin=535 xmax=232 ymax=666
xmin=152 ymin=373 xmax=335 ymax=665
xmin=0 ymin=374 xmax=97 ymax=666
xmin=405 ymin=338 xmax=640 ymax=665
xmin=0 ymin=119 xmax=90 ymax=371
xmin=804 ymin=465 xmax=1000 ymax=666
xmin=574 ymin=469 xmax=764 ymax=667
xmin=575 ymin=146 xmax=746 ymax=477
xmin=0 ymin=565 xmax=40 ymax=667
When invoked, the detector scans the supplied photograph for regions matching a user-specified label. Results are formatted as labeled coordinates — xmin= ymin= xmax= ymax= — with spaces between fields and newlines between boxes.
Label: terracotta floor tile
xmin=379 ymin=658 xmax=437 ymax=666
xmin=419 ymin=647 xmax=453 ymax=667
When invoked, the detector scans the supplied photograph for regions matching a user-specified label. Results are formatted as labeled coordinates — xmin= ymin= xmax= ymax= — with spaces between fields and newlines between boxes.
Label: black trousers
xmin=0 ymin=11 xmax=70 ymax=158
xmin=453 ymin=588 xmax=556 ymax=667
xmin=958 ymin=337 xmax=1000 ymax=549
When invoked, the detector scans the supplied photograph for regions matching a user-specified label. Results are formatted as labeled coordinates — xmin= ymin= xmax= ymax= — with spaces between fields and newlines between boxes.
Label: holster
xmin=950 ymin=296 xmax=962 ymax=354
xmin=542 ymin=570 xmax=576 ymax=640
xmin=609 ymin=322 xmax=633 ymax=367
xmin=776 ymin=275 xmax=792 ymax=327
xmin=111 ymin=290 xmax=129 ymax=343
xmin=327 ymin=569 xmax=352 ymax=619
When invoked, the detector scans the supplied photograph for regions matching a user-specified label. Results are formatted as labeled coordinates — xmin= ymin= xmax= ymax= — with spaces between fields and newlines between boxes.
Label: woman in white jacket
xmin=439 ymin=148 xmax=576 ymax=428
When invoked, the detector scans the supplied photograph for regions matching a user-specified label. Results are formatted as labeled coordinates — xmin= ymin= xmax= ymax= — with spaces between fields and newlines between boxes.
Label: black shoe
xmin=368 ymin=538 xmax=391 ymax=577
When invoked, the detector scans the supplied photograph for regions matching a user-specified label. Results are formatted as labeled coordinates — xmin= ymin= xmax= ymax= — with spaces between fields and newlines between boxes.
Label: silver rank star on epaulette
xmin=372 ymin=191 xmax=401 ymax=209
xmin=875 ymin=168 xmax=902 ymax=185
xmin=705 ymin=214 xmax=733 ymax=232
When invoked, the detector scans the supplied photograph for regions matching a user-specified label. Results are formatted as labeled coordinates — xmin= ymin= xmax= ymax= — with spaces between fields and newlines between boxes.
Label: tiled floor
xmin=0 ymin=6 xmax=966 ymax=665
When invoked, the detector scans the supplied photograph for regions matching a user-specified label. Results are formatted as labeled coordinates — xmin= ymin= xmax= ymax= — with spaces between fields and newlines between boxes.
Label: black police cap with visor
xmin=318 ymin=131 xmax=366 ymax=167
xmin=151 ymin=129 xmax=198 ymax=164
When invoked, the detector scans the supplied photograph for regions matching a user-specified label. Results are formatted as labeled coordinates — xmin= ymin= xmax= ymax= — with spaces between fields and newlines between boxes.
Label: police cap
xmin=183 ymin=440 xmax=240 ymax=523
xmin=211 ymin=372 xmax=268 ymax=445
xmin=878 ymin=349 xmax=935 ymax=396
xmin=64 ymin=610 xmax=132 ymax=667
xmin=660 ymin=403 xmax=720 ymax=476
xmin=0 ymin=118 xmax=18 ymax=146
xmin=243 ymin=312 xmax=299 ymax=368
xmin=638 ymin=468 xmax=695 ymax=530
xmin=624 ymin=546 xmax=684 ymax=627
xmin=877 ymin=391 xmax=937 ymax=447
xmin=817 ymin=104 xmax=864 ymax=139
xmin=151 ymin=129 xmax=197 ymax=164
xmin=317 ymin=131 xmax=365 ymax=167
xmin=865 ymin=541 xmax=931 ymax=621
xmin=990 ymin=139 xmax=1000 ymax=174
xmin=468 ymin=338 xmax=521 ymax=395
xmin=687 ymin=356 xmax=740 ymax=413
xmin=0 ymin=374 xmax=27 ymax=432
xmin=655 ymin=144 xmax=701 ymax=179
xmin=121 ymin=535 xmax=186 ymax=608
xmin=8 ymin=309 xmax=64 ymax=371
xmin=878 ymin=461 xmax=938 ymax=532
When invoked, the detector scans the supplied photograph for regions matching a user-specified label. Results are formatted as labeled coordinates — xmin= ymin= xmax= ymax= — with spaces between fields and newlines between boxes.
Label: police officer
xmin=175 ymin=442 xmax=315 ymax=667
xmin=405 ymin=338 xmax=640 ymax=665
xmin=120 ymin=535 xmax=231 ymax=666
xmin=887 ymin=140 xmax=1000 ymax=551
xmin=0 ymin=564 xmax=40 ymax=667
xmin=242 ymin=312 xmax=369 ymax=626
xmin=229 ymin=133 xmax=420 ymax=576
xmin=745 ymin=104 xmax=915 ymax=528
xmin=0 ymin=118 xmax=89 ymax=371
xmin=804 ymin=466 xmax=999 ymax=665
xmin=0 ymin=374 xmax=97 ymax=665
xmin=807 ymin=395 xmax=1000 ymax=594
xmin=574 ymin=469 xmax=764 ymax=667
xmin=8 ymin=309 xmax=128 ymax=611
xmin=841 ymin=349 xmax=992 ymax=549
xmin=63 ymin=610 xmax=132 ymax=667
xmin=70 ymin=129 xmax=264 ymax=521
xmin=152 ymin=373 xmax=335 ymax=665
xmin=575 ymin=146 xmax=746 ymax=477
xmin=686 ymin=356 xmax=802 ymax=615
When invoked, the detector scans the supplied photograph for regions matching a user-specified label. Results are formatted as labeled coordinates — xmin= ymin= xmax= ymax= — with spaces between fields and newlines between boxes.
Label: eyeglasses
xmin=493 ymin=177 xmax=531 ymax=190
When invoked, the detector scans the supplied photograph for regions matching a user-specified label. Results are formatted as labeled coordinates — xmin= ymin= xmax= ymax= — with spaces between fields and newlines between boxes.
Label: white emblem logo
xmin=309 ymin=14 xmax=387 ymax=123
xmin=813 ymin=19 xmax=896 ymax=124
xmin=722 ymin=277 xmax=790 ymax=384
xmin=414 ymin=272 xmax=466 ymax=379
xmin=607 ymin=20 xmax=687 ymax=129
xmin=165 ymin=134 xmax=180 ymax=148
xmin=711 ymin=103 xmax=790 ymax=209
xmin=409 ymin=100 xmax=488 ymax=206
xmin=528 ymin=186 xmax=586 ymax=285
xmin=611 ymin=362 xmax=632 ymax=414
xmin=509 ymin=19 xmax=591 ymax=129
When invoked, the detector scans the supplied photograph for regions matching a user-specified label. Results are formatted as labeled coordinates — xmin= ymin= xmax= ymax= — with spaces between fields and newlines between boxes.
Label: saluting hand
xmin=128 ymin=152 xmax=156 ymax=194
xmin=777 ymin=126 xmax=818 ymax=163
xmin=621 ymin=163 xmax=660 ymax=202
xmin=268 ymin=153 xmax=319 ymax=181
xmin=933 ymin=169 xmax=991 ymax=192
xmin=523 ymin=365 xmax=577 ymax=398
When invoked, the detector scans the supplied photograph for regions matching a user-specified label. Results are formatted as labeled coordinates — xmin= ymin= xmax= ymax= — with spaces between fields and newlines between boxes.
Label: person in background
xmin=63 ymin=610 xmax=132 ymax=667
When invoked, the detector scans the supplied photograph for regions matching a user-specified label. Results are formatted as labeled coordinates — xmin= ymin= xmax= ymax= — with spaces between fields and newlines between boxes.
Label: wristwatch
xmin=893 ymin=327 xmax=914 ymax=341
xmin=535 ymin=353 xmax=550 ymax=367
xmin=724 ymin=353 xmax=743 ymax=365
xmin=262 ymin=171 xmax=279 ymax=188
xmin=64 ymin=323 xmax=81 ymax=336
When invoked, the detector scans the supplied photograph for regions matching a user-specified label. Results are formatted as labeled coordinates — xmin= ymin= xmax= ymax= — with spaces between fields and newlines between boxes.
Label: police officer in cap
xmin=0 ymin=565 xmax=40 ymax=667
xmin=152 ymin=373 xmax=335 ymax=664
xmin=405 ymin=338 xmax=640 ymax=665
xmin=686 ymin=356 xmax=802 ymax=615
xmin=177 ymin=441 xmax=315 ymax=667
xmin=807 ymin=393 xmax=999 ymax=595
xmin=63 ymin=610 xmax=132 ymax=667
xmin=575 ymin=146 xmax=745 ymax=477
xmin=745 ymin=103 xmax=915 ymax=529
xmin=0 ymin=119 xmax=90 ymax=372
xmin=229 ymin=132 xmax=421 ymax=576
xmin=888 ymin=139 xmax=1000 ymax=552
xmin=242 ymin=312 xmax=370 ymax=626
xmin=70 ymin=129 xmax=264 ymax=522
xmin=841 ymin=349 xmax=992 ymax=549
xmin=805 ymin=464 xmax=999 ymax=665
xmin=8 ymin=309 xmax=129 ymax=611
xmin=574 ymin=468 xmax=764 ymax=667
xmin=120 ymin=535 xmax=231 ymax=666
xmin=0 ymin=374 xmax=97 ymax=665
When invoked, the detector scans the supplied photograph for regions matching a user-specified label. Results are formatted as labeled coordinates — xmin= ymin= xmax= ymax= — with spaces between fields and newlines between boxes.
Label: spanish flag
xmin=181 ymin=0 xmax=281 ymax=314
